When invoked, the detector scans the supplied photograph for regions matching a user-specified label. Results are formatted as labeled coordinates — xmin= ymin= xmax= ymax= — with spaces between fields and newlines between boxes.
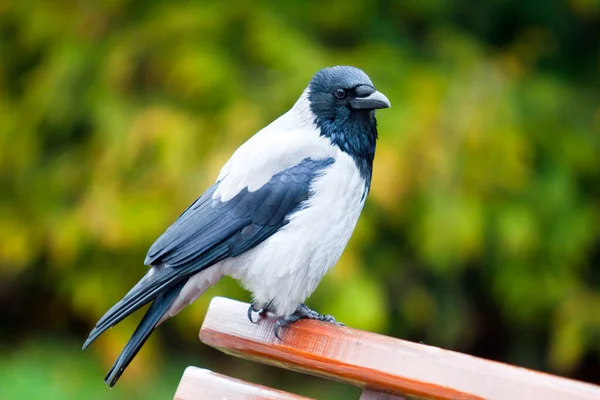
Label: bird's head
xmin=303 ymin=66 xmax=389 ymax=182
xmin=307 ymin=66 xmax=390 ymax=124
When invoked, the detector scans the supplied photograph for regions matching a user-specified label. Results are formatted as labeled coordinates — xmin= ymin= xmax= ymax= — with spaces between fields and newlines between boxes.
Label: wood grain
xmin=200 ymin=297 xmax=600 ymax=400
xmin=173 ymin=367 xmax=314 ymax=400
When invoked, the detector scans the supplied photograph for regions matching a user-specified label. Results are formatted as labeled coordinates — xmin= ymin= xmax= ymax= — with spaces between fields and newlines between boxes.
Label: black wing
xmin=83 ymin=157 xmax=335 ymax=385
xmin=146 ymin=156 xmax=335 ymax=266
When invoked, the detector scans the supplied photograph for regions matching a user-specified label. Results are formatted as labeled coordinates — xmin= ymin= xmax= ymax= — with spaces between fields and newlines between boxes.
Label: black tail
xmin=103 ymin=282 xmax=184 ymax=387
xmin=82 ymin=267 xmax=180 ymax=350
xmin=82 ymin=238 xmax=229 ymax=385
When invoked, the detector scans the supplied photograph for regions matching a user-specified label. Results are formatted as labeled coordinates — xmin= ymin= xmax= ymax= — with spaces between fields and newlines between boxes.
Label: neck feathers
xmin=315 ymin=111 xmax=377 ymax=194
xmin=290 ymin=91 xmax=378 ymax=195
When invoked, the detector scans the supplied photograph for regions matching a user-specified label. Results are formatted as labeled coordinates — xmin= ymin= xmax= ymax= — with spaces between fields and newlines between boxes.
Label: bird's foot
xmin=247 ymin=303 xmax=270 ymax=324
xmin=273 ymin=303 xmax=343 ymax=340
xmin=274 ymin=314 xmax=302 ymax=340
xmin=294 ymin=303 xmax=344 ymax=325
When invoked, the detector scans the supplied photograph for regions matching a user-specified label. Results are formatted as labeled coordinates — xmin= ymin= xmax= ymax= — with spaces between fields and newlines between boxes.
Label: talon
xmin=273 ymin=314 xmax=301 ymax=340
xmin=274 ymin=319 xmax=286 ymax=340
xmin=328 ymin=319 xmax=345 ymax=327
xmin=247 ymin=304 xmax=260 ymax=324
xmin=322 ymin=314 xmax=337 ymax=323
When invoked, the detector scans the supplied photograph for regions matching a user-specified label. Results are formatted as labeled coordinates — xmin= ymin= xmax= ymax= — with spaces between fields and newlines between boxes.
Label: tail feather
xmin=82 ymin=250 xmax=229 ymax=386
xmin=84 ymin=252 xmax=227 ymax=351
xmin=82 ymin=272 xmax=168 ymax=350
xmin=104 ymin=282 xmax=184 ymax=387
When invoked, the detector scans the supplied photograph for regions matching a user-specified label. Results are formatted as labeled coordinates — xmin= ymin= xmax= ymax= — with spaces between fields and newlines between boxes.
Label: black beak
xmin=350 ymin=86 xmax=391 ymax=110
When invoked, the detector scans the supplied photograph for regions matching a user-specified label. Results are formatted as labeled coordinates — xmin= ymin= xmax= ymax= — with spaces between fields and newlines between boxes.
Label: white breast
xmin=224 ymin=149 xmax=367 ymax=317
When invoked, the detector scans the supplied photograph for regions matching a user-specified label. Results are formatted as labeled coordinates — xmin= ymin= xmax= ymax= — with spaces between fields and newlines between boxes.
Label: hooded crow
xmin=83 ymin=66 xmax=390 ymax=387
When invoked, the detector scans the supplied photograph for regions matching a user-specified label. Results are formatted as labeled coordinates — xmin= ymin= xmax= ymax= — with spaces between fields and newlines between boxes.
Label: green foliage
xmin=0 ymin=340 xmax=181 ymax=400
xmin=1 ymin=0 xmax=599 ymax=395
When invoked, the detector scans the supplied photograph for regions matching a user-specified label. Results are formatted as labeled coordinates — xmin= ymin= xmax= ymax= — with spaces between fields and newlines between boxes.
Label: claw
xmin=273 ymin=314 xmax=301 ymax=340
xmin=247 ymin=304 xmax=260 ymax=324
xmin=274 ymin=319 xmax=286 ymax=340
xmin=271 ymin=304 xmax=341 ymax=340
xmin=321 ymin=314 xmax=340 ymax=324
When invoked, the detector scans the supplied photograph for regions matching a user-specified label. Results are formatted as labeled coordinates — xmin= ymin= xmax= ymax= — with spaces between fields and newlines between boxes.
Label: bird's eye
xmin=334 ymin=88 xmax=346 ymax=99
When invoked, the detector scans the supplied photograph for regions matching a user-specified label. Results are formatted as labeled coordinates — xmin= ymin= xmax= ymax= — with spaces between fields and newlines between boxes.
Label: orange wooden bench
xmin=173 ymin=297 xmax=600 ymax=400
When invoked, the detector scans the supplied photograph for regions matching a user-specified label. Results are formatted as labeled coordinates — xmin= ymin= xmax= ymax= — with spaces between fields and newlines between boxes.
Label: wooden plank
xmin=173 ymin=366 xmax=314 ymax=400
xmin=200 ymin=297 xmax=600 ymax=400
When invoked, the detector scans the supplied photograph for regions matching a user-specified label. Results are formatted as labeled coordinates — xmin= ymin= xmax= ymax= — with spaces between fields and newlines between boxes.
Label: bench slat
xmin=200 ymin=297 xmax=600 ymax=400
xmin=174 ymin=367 xmax=314 ymax=400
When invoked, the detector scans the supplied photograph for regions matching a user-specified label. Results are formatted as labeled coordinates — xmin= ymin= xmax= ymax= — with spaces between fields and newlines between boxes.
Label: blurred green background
xmin=1 ymin=0 xmax=599 ymax=398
